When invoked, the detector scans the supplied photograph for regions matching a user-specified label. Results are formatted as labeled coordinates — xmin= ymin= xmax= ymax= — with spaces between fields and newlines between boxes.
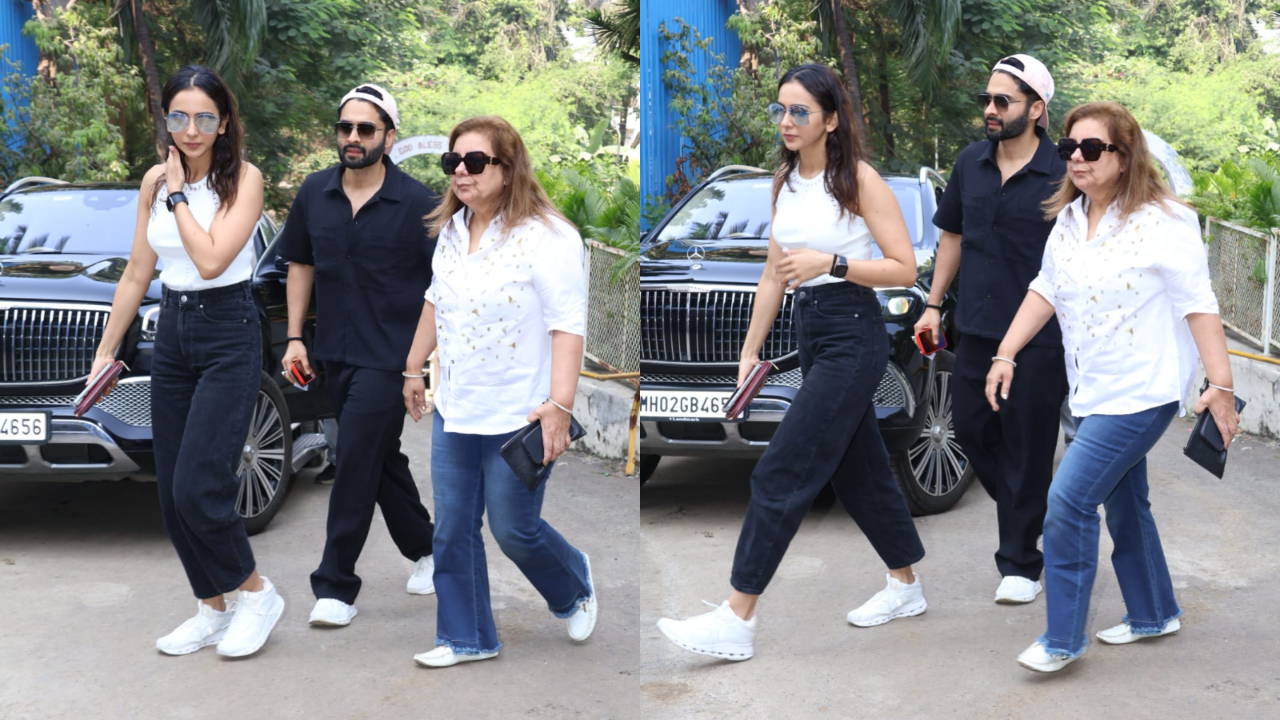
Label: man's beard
xmin=985 ymin=103 xmax=1033 ymax=142
xmin=339 ymin=140 xmax=384 ymax=169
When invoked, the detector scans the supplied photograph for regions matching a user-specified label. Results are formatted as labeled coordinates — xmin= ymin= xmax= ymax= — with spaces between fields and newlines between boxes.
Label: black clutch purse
xmin=1182 ymin=380 xmax=1246 ymax=479
xmin=500 ymin=415 xmax=587 ymax=491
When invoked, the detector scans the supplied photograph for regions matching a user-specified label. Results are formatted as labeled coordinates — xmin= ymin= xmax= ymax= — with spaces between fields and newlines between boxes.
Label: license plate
xmin=0 ymin=411 xmax=51 ymax=444
xmin=640 ymin=390 xmax=732 ymax=421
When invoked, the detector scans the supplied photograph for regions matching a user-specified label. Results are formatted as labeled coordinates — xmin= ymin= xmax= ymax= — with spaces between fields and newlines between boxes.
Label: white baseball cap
xmin=991 ymin=54 xmax=1054 ymax=129
xmin=339 ymin=83 xmax=400 ymax=129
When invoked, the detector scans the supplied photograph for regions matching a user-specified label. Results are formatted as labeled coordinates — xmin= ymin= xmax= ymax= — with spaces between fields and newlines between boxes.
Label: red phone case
xmin=290 ymin=360 xmax=315 ymax=386
xmin=725 ymin=361 xmax=774 ymax=420
xmin=73 ymin=361 xmax=126 ymax=417
xmin=914 ymin=328 xmax=946 ymax=356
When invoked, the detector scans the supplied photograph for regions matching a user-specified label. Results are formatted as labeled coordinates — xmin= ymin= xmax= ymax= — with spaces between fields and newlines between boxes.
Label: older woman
xmin=986 ymin=102 xmax=1239 ymax=672
xmin=402 ymin=116 xmax=597 ymax=668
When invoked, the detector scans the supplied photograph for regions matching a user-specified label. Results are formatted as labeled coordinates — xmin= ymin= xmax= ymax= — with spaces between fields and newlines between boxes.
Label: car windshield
xmin=0 ymin=189 xmax=138 ymax=255
xmin=655 ymin=174 xmax=933 ymax=254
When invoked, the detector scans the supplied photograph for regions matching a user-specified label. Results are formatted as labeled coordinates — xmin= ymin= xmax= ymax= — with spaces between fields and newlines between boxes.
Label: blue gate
xmin=639 ymin=0 xmax=742 ymax=229
xmin=1 ymin=0 xmax=38 ymax=78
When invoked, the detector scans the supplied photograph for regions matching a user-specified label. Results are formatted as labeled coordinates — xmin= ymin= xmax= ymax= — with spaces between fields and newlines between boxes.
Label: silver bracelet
xmin=402 ymin=372 xmax=426 ymax=378
xmin=1207 ymin=382 xmax=1234 ymax=394
xmin=547 ymin=397 xmax=573 ymax=414
xmin=992 ymin=356 xmax=1018 ymax=368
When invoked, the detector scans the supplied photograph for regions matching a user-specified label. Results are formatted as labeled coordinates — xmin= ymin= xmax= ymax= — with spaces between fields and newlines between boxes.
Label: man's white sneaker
xmin=413 ymin=646 xmax=499 ymax=668
xmin=216 ymin=576 xmax=285 ymax=658
xmin=308 ymin=598 xmax=357 ymax=627
xmin=846 ymin=574 xmax=927 ymax=627
xmin=995 ymin=576 xmax=1043 ymax=604
xmin=567 ymin=552 xmax=598 ymax=642
xmin=656 ymin=600 xmax=756 ymax=661
xmin=1096 ymin=617 xmax=1180 ymax=645
xmin=1017 ymin=641 xmax=1082 ymax=672
xmin=156 ymin=601 xmax=234 ymax=656
xmin=407 ymin=555 xmax=436 ymax=595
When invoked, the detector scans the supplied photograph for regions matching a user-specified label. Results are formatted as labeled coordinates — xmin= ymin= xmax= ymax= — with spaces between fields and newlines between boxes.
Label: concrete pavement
xmin=639 ymin=417 xmax=1280 ymax=719
xmin=0 ymin=417 xmax=640 ymax=720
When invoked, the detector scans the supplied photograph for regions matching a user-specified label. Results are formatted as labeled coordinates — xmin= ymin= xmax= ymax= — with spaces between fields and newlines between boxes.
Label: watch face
xmin=832 ymin=257 xmax=848 ymax=278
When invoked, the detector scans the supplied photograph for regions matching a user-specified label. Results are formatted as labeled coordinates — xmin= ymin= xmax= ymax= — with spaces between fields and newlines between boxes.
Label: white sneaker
xmin=656 ymin=600 xmax=756 ymax=661
xmin=407 ymin=555 xmax=436 ymax=595
xmin=995 ymin=576 xmax=1043 ymax=604
xmin=847 ymin=574 xmax=927 ymax=627
xmin=155 ymin=601 xmax=234 ymax=656
xmin=1017 ymin=640 xmax=1082 ymax=672
xmin=216 ymin=576 xmax=285 ymax=658
xmin=308 ymin=598 xmax=357 ymax=627
xmin=1096 ymin=617 xmax=1181 ymax=645
xmin=567 ymin=552 xmax=598 ymax=642
xmin=413 ymin=646 xmax=499 ymax=668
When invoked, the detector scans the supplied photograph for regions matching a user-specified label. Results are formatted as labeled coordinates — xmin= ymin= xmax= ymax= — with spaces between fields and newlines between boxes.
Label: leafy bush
xmin=1190 ymin=154 xmax=1280 ymax=231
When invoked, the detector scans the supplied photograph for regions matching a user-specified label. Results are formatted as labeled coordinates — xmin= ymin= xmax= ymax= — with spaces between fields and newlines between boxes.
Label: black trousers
xmin=730 ymin=282 xmax=926 ymax=595
xmin=310 ymin=362 xmax=434 ymax=603
xmin=952 ymin=334 xmax=1067 ymax=580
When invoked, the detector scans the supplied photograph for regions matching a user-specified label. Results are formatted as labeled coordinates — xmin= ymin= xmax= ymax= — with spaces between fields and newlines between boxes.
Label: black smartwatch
xmin=165 ymin=192 xmax=189 ymax=213
xmin=829 ymin=254 xmax=849 ymax=279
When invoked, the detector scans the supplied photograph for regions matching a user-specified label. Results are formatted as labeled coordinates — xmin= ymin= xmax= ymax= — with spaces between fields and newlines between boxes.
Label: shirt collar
xmin=449 ymin=207 xmax=508 ymax=250
xmin=322 ymin=155 xmax=403 ymax=201
xmin=980 ymin=125 xmax=1057 ymax=175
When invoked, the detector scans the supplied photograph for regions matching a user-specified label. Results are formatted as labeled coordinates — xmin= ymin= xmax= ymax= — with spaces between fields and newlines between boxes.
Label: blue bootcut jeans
xmin=1040 ymin=400 xmax=1182 ymax=658
xmin=430 ymin=410 xmax=592 ymax=655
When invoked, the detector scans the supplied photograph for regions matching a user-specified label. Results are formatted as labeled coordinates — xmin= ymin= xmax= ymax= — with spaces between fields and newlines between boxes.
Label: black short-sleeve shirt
xmin=933 ymin=125 xmax=1065 ymax=348
xmin=275 ymin=156 xmax=440 ymax=371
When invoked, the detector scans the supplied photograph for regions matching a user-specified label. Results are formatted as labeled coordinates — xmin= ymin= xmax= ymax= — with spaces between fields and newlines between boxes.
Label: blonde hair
xmin=425 ymin=115 xmax=570 ymax=236
xmin=1042 ymin=101 xmax=1188 ymax=221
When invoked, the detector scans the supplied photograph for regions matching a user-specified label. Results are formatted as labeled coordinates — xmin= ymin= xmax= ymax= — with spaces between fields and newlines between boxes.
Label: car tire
xmin=237 ymin=371 xmax=295 ymax=535
xmin=890 ymin=349 xmax=975 ymax=516
xmin=639 ymin=453 xmax=660 ymax=484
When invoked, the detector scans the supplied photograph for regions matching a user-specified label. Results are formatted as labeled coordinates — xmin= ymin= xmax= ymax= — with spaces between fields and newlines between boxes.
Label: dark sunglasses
xmin=974 ymin=93 xmax=1026 ymax=112
xmin=767 ymin=103 xmax=818 ymax=126
xmin=334 ymin=121 xmax=386 ymax=140
xmin=166 ymin=111 xmax=219 ymax=135
xmin=1057 ymin=137 xmax=1120 ymax=162
xmin=441 ymin=151 xmax=502 ymax=175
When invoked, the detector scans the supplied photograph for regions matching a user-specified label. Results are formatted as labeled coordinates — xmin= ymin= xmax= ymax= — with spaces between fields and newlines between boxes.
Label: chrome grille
xmin=642 ymin=364 xmax=911 ymax=408
xmin=641 ymin=287 xmax=796 ymax=364
xmin=0 ymin=305 xmax=110 ymax=384
xmin=0 ymin=379 xmax=152 ymax=426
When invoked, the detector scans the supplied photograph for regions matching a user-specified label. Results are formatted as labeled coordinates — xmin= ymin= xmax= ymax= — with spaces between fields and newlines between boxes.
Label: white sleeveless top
xmin=771 ymin=167 xmax=873 ymax=287
xmin=147 ymin=175 xmax=255 ymax=290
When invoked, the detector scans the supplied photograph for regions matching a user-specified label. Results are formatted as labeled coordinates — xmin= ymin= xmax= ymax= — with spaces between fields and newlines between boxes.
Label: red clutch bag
xmin=725 ymin=361 xmax=774 ymax=421
xmin=72 ymin=361 xmax=126 ymax=417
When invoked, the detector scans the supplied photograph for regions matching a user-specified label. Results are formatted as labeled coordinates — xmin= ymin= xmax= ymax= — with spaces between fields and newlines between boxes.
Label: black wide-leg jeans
xmin=730 ymin=282 xmax=926 ymax=595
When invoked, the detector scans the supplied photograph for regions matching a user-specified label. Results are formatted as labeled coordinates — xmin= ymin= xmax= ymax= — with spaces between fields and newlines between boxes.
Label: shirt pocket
xmin=959 ymin=191 xmax=989 ymax=251
xmin=307 ymin=222 xmax=344 ymax=279
xmin=355 ymin=233 xmax=415 ymax=292
xmin=999 ymin=204 xmax=1053 ymax=269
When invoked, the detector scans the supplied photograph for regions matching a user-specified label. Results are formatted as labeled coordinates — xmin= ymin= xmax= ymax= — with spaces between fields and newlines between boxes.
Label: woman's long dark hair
xmin=771 ymin=63 xmax=868 ymax=219
xmin=149 ymin=65 xmax=244 ymax=210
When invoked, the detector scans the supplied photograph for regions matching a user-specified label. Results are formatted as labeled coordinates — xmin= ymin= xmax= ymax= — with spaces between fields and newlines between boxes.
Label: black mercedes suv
xmin=0 ymin=177 xmax=332 ymax=533
xmin=639 ymin=165 xmax=975 ymax=515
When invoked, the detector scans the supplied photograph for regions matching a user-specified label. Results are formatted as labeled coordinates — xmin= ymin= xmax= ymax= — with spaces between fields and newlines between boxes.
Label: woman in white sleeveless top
xmin=90 ymin=65 xmax=283 ymax=659
xmin=658 ymin=64 xmax=928 ymax=661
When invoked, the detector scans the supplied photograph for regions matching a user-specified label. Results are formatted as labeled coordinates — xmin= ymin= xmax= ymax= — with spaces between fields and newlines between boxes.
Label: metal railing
xmin=1204 ymin=218 xmax=1279 ymax=354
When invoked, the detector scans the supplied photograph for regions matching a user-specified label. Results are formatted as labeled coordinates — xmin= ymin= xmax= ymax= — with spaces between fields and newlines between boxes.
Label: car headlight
xmin=139 ymin=305 xmax=161 ymax=341
xmin=881 ymin=291 xmax=919 ymax=321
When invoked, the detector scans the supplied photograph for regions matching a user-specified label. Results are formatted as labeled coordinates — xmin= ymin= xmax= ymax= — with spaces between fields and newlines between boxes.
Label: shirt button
xmin=986 ymin=293 xmax=993 ymax=298
xmin=988 ymin=258 xmax=995 ymax=265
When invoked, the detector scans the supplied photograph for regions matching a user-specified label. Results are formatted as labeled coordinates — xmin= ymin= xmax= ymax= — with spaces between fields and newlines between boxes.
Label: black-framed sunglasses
xmin=165 ymin=111 xmax=219 ymax=135
xmin=974 ymin=93 xmax=1025 ymax=112
xmin=441 ymin=151 xmax=502 ymax=175
xmin=767 ymin=103 xmax=817 ymax=126
xmin=334 ymin=121 xmax=386 ymax=140
xmin=1057 ymin=137 xmax=1120 ymax=162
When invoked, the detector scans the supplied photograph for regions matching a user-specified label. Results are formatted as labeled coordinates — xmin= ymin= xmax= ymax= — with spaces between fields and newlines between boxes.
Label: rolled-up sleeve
xmin=1027 ymin=219 xmax=1062 ymax=308
xmin=1156 ymin=207 xmax=1219 ymax=319
xmin=275 ymin=185 xmax=313 ymax=265
xmin=531 ymin=221 xmax=587 ymax=336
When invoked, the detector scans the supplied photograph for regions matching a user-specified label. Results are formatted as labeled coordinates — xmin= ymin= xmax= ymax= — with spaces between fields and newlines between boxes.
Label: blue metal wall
xmin=640 ymin=0 xmax=742 ymax=229
xmin=1 ymin=0 xmax=39 ymax=78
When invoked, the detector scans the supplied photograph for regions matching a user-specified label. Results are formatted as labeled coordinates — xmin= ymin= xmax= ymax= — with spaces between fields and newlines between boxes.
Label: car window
xmin=0 ymin=190 xmax=138 ymax=255
xmin=655 ymin=177 xmax=774 ymax=244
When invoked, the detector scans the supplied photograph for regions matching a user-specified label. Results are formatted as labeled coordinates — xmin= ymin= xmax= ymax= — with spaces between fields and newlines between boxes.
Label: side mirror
xmin=273 ymin=255 xmax=289 ymax=272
